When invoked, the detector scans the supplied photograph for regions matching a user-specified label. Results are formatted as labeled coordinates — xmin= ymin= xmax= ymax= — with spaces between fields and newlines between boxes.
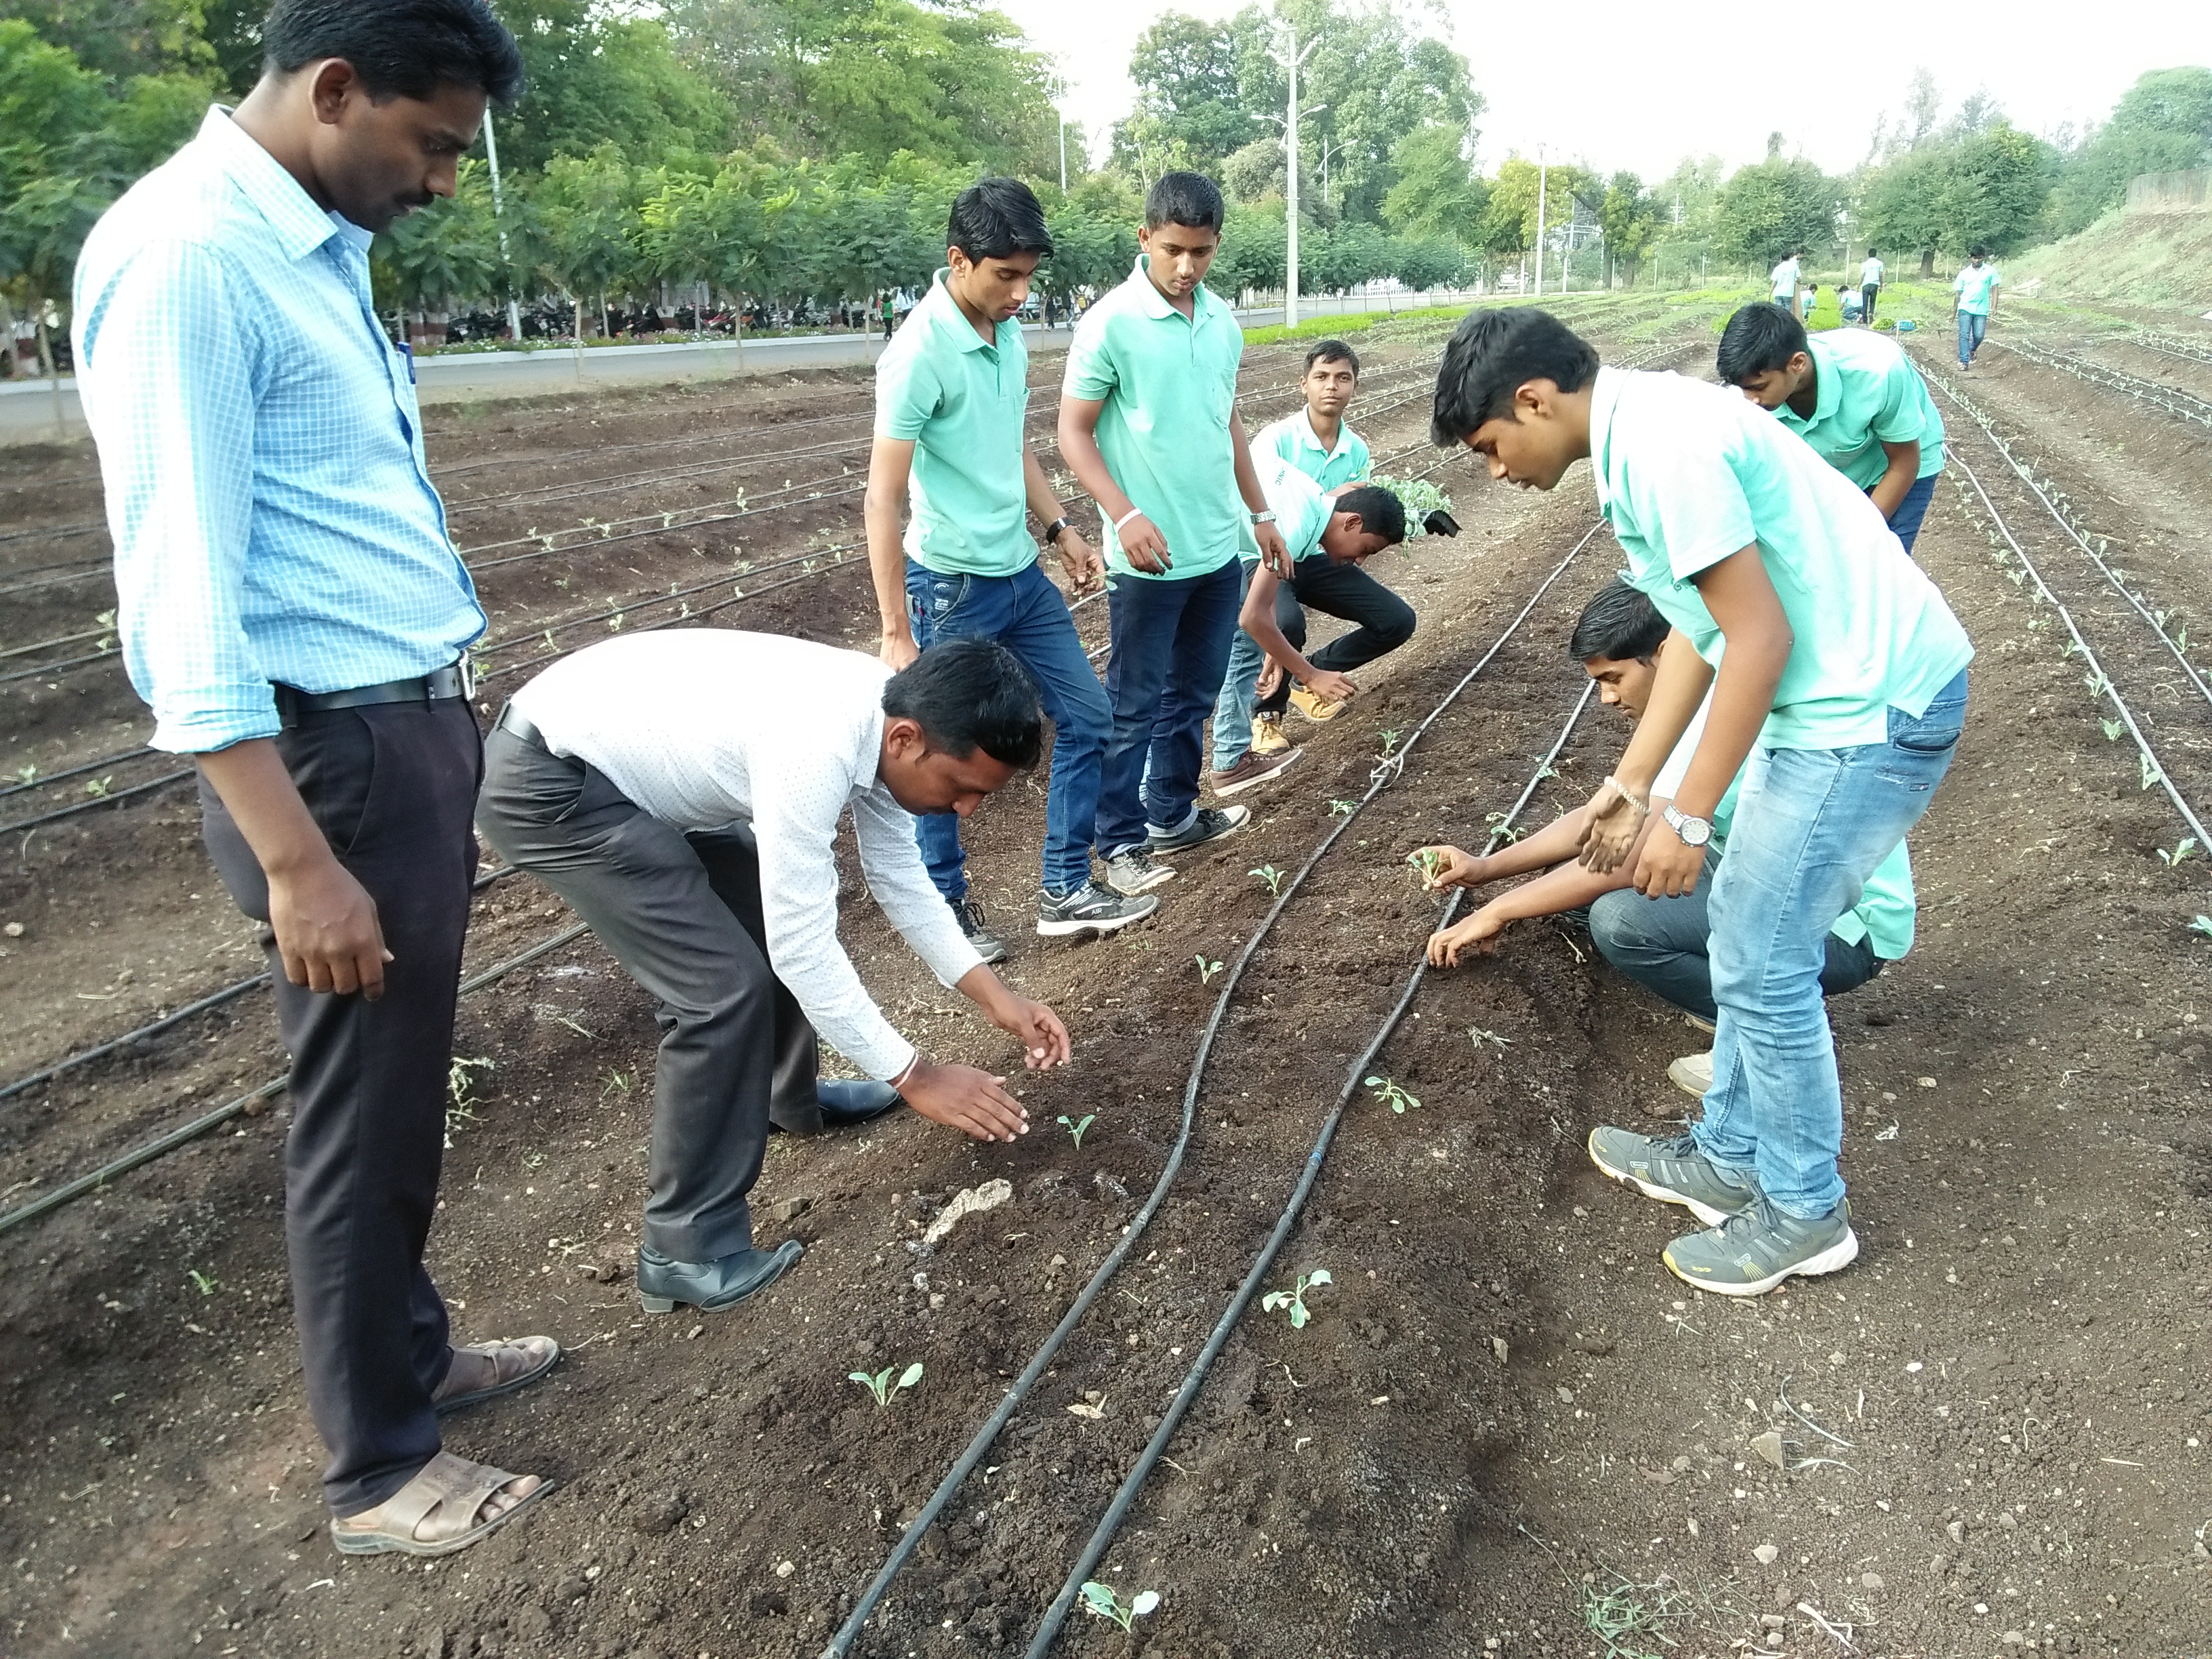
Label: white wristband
xmin=1112 ymin=506 xmax=1145 ymax=533
xmin=890 ymin=1052 xmax=920 ymax=1092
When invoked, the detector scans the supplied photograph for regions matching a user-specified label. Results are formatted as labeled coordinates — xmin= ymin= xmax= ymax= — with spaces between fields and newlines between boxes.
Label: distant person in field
xmin=1769 ymin=247 xmax=1801 ymax=312
xmin=1717 ymin=302 xmax=1947 ymax=554
xmin=477 ymin=635 xmax=1071 ymax=1309
xmin=864 ymin=178 xmax=1155 ymax=958
xmin=73 ymin=0 xmax=555 ymax=1561
xmin=1058 ymin=170 xmax=1291 ymax=897
xmin=1953 ymin=245 xmax=2000 ymax=370
xmin=1799 ymin=281 xmax=1818 ymax=322
xmin=1209 ymin=459 xmax=1412 ymax=794
xmin=1431 ymin=307 xmax=1971 ymax=1298
xmin=1416 ymin=580 xmax=1913 ymax=1101
xmin=1208 ymin=338 xmax=1374 ymax=781
xmin=1859 ymin=247 xmax=1884 ymax=326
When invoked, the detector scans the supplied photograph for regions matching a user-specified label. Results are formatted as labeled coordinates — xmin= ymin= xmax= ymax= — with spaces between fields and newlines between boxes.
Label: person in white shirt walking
xmin=1769 ymin=249 xmax=1801 ymax=313
xmin=1858 ymin=249 xmax=1884 ymax=326
xmin=476 ymin=634 xmax=1072 ymax=1318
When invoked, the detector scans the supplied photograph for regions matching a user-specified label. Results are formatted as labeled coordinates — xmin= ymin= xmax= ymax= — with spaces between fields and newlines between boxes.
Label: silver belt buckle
xmin=457 ymin=654 xmax=476 ymax=701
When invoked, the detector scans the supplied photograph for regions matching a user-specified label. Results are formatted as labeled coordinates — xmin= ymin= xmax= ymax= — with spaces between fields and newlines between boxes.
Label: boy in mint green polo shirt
xmin=1717 ymin=302 xmax=1946 ymax=554
xmin=1058 ymin=171 xmax=1290 ymax=897
xmin=1953 ymin=246 xmax=1999 ymax=370
xmin=865 ymin=178 xmax=1158 ymax=958
xmin=1433 ymin=307 xmax=1972 ymax=1298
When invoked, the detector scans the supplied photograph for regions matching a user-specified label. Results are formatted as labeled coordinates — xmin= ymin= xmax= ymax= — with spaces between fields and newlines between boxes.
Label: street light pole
xmin=483 ymin=108 xmax=521 ymax=343
xmin=1273 ymin=21 xmax=1320 ymax=328
xmin=1533 ymin=144 xmax=1547 ymax=300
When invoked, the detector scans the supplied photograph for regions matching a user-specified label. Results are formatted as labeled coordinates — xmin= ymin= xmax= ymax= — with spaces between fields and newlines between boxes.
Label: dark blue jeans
xmin=906 ymin=558 xmax=1110 ymax=899
xmin=1882 ymin=472 xmax=1939 ymax=556
xmin=1957 ymin=310 xmax=1988 ymax=368
xmin=1095 ymin=560 xmax=1243 ymax=857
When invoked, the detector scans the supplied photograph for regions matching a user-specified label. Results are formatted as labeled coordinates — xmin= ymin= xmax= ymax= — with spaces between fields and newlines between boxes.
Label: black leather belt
xmin=273 ymin=660 xmax=472 ymax=729
xmin=493 ymin=703 xmax=545 ymax=749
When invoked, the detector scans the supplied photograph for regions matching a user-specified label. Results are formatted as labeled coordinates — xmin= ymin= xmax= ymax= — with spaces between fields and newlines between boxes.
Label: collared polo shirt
xmin=1589 ymin=367 xmax=1973 ymax=750
xmin=1769 ymin=258 xmax=1800 ymax=300
xmin=1860 ymin=256 xmax=1884 ymax=287
xmin=1954 ymin=263 xmax=2000 ymax=313
xmin=874 ymin=268 xmax=1034 ymax=578
xmin=1247 ymin=454 xmax=1332 ymax=566
xmin=1774 ymin=329 xmax=1946 ymax=489
xmin=1256 ymin=409 xmax=1370 ymax=491
xmin=73 ymin=106 xmax=483 ymax=754
xmin=1063 ymin=256 xmax=1248 ymax=582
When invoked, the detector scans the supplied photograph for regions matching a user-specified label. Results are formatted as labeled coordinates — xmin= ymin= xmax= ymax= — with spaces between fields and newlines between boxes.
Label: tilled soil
xmin=4 ymin=300 xmax=2209 ymax=1659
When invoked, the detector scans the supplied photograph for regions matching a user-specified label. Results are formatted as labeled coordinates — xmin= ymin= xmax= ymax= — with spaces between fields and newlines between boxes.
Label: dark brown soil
xmin=5 ymin=298 xmax=2209 ymax=1659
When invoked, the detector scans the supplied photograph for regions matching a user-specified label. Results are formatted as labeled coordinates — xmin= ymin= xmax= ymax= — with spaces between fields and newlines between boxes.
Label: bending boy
xmin=1717 ymin=303 xmax=1946 ymax=553
xmin=1059 ymin=172 xmax=1290 ymax=896
xmin=866 ymin=178 xmax=1155 ymax=957
xmin=1433 ymin=308 xmax=1971 ymax=1298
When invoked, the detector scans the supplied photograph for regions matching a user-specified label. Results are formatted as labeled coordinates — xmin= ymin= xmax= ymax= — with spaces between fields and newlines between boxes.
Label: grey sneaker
xmin=951 ymin=896 xmax=1007 ymax=964
xmin=1587 ymin=1126 xmax=1758 ymax=1225
xmin=1038 ymin=881 xmax=1159 ymax=939
xmin=1103 ymin=846 xmax=1175 ymax=895
xmin=1667 ymin=1050 xmax=1714 ymax=1098
xmin=1147 ymin=804 xmax=1250 ymax=853
xmin=1662 ymin=1195 xmax=1859 ymax=1297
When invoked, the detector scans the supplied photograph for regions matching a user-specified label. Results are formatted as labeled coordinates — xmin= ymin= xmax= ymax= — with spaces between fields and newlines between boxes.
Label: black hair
xmin=1969 ymin=244 xmax=1990 ymax=259
xmin=1716 ymin=303 xmax=1810 ymax=384
xmin=1303 ymin=338 xmax=1360 ymax=378
xmin=881 ymin=638 xmax=1044 ymax=769
xmin=1144 ymin=171 xmax=1225 ymax=234
xmin=948 ymin=177 xmax=1054 ymax=262
xmin=1569 ymin=578 xmax=1668 ymax=665
xmin=1866 ymin=247 xmax=1878 ymax=258
xmin=262 ymin=0 xmax=524 ymax=102
xmin=1334 ymin=485 xmax=1405 ymax=545
xmin=1431 ymin=308 xmax=1599 ymax=447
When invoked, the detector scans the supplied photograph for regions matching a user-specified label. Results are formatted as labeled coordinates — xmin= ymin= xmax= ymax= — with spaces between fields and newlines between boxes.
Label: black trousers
xmin=1252 ymin=556 xmax=1418 ymax=716
xmin=199 ymin=697 xmax=482 ymax=1516
xmin=474 ymin=727 xmax=819 ymax=1264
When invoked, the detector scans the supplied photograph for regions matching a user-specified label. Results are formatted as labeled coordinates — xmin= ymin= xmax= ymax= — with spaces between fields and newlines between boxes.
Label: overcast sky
xmin=996 ymin=0 xmax=2211 ymax=183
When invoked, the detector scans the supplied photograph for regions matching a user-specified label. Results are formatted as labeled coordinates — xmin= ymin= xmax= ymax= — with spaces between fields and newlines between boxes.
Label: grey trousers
xmin=476 ymin=725 xmax=819 ymax=1263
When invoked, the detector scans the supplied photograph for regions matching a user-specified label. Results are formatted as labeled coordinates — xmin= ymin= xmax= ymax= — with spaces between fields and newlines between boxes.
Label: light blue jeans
xmin=1692 ymin=670 xmax=1968 ymax=1218
xmin=1211 ymin=564 xmax=1267 ymax=773
xmin=1957 ymin=310 xmax=1988 ymax=368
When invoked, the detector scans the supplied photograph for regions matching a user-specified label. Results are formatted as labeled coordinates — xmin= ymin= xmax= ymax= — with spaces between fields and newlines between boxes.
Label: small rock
xmin=1947 ymin=1519 xmax=1967 ymax=1544
xmin=1410 ymin=1550 xmax=1431 ymax=1570
xmin=1555 ymin=1386 xmax=1575 ymax=1405
xmin=632 ymin=1491 xmax=687 ymax=1536
xmin=1750 ymin=1430 xmax=1785 ymax=1469
xmin=922 ymin=1179 xmax=1011 ymax=1244
xmin=2002 ymin=1632 xmax=2025 ymax=1647
xmin=1753 ymin=1543 xmax=1780 ymax=1566
xmin=1760 ymin=1614 xmax=1788 ymax=1630
xmin=554 ymin=1576 xmax=592 ymax=1604
xmin=1861 ymin=1571 xmax=1885 ymax=1591
xmin=1917 ymin=1076 xmax=1937 ymax=1088
xmin=774 ymin=1559 xmax=796 ymax=1580
xmin=1763 ymin=1633 xmax=1785 ymax=1650
xmin=1997 ymin=1510 xmax=2018 ymax=1530
xmin=3 ymin=921 xmax=22 ymax=938
xmin=1491 ymin=1336 xmax=1509 ymax=1364
xmin=771 ymin=1196 xmax=813 ymax=1225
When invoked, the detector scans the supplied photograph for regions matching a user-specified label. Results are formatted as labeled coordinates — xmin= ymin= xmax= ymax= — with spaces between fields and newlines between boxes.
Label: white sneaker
xmin=1667 ymin=1050 xmax=1713 ymax=1099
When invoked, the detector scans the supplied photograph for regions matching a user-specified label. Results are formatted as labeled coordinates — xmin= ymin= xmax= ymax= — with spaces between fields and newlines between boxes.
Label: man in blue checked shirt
xmin=73 ymin=0 xmax=553 ymax=1561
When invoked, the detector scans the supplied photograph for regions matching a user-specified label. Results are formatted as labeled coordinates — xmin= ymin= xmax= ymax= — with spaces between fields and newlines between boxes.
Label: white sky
xmin=997 ymin=0 xmax=2212 ymax=183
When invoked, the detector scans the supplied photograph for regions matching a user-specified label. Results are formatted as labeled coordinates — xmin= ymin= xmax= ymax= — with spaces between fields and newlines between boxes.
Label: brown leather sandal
xmin=432 ymin=1335 xmax=560 ymax=1414
xmin=330 ymin=1451 xmax=552 ymax=1557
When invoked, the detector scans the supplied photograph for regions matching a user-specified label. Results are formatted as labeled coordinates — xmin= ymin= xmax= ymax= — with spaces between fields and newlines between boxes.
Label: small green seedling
xmin=2142 ymin=752 xmax=2165 ymax=792
xmin=1377 ymin=729 xmax=1403 ymax=758
xmin=849 ymin=1361 xmax=924 ymax=1409
xmin=1058 ymin=1112 xmax=1097 ymax=1149
xmin=2157 ymin=838 xmax=2198 ymax=867
xmin=2101 ymin=718 xmax=2125 ymax=742
xmin=1262 ymin=1268 xmax=1332 ymax=1329
xmin=1366 ymin=1076 xmax=1420 ymax=1114
xmin=1328 ymin=798 xmax=1357 ymax=816
xmin=1483 ymin=809 xmax=1522 ymax=844
xmin=445 ymin=1055 xmax=493 ymax=1147
xmin=1195 ymin=955 xmax=1224 ymax=986
xmin=187 ymin=1269 xmax=218 ymax=1298
xmin=1079 ymin=1582 xmax=1160 ymax=1632
xmin=1407 ymin=847 xmax=1446 ymax=886
xmin=1250 ymin=864 xmax=1286 ymax=897
xmin=601 ymin=1067 xmax=633 ymax=1099
xmin=83 ymin=775 xmax=113 ymax=799
xmin=11 ymin=764 xmax=36 ymax=785
xmin=2192 ymin=915 xmax=2212 ymax=939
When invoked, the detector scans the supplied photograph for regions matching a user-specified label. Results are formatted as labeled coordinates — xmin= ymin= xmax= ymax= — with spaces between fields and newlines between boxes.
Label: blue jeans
xmin=1589 ymin=848 xmax=1883 ymax=1023
xmin=1210 ymin=555 xmax=1418 ymax=771
xmin=1692 ymin=670 xmax=1967 ymax=1218
xmin=1212 ymin=569 xmax=1268 ymax=773
xmin=1957 ymin=310 xmax=1988 ymax=367
xmin=1882 ymin=472 xmax=1939 ymax=557
xmin=1096 ymin=560 xmax=1242 ymax=857
xmin=905 ymin=558 xmax=1110 ymax=899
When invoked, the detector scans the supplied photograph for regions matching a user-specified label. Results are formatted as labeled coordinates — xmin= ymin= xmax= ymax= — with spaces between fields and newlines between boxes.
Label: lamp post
xmin=1533 ymin=144 xmax=1547 ymax=299
xmin=483 ymin=108 xmax=521 ymax=343
xmin=1271 ymin=20 xmax=1322 ymax=327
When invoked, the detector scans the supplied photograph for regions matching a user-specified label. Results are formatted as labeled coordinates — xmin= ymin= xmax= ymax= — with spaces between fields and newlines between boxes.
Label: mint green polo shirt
xmin=1954 ymin=263 xmax=1999 ymax=313
xmin=1257 ymin=409 xmax=1370 ymax=491
xmin=1063 ymin=257 xmax=1248 ymax=582
xmin=874 ymin=269 xmax=1034 ymax=577
xmin=1245 ymin=453 xmax=1332 ymax=566
xmin=1774 ymin=329 xmax=1946 ymax=490
xmin=1589 ymin=367 xmax=1974 ymax=751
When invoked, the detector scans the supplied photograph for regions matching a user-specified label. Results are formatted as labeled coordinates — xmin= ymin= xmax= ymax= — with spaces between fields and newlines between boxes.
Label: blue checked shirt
xmin=73 ymin=106 xmax=485 ymax=754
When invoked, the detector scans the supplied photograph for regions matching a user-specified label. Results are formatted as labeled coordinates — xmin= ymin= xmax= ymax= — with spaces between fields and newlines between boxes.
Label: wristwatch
xmin=1250 ymin=510 xmax=1277 ymax=525
xmin=1041 ymin=516 xmax=1073 ymax=546
xmin=1662 ymin=803 xmax=1713 ymax=847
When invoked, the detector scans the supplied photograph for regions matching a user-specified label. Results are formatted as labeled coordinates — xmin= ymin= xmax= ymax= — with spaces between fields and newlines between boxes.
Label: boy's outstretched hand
xmin=1427 ymin=907 xmax=1509 ymax=967
xmin=1577 ymin=786 xmax=1646 ymax=874
xmin=1410 ymin=844 xmax=1487 ymax=891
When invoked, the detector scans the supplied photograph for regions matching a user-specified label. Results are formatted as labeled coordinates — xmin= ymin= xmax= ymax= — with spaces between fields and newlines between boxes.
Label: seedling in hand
xmin=1250 ymin=864 xmax=1286 ymax=897
xmin=850 ymin=1361 xmax=923 ymax=1409
xmin=1261 ymin=1268 xmax=1332 ymax=1329
xmin=1366 ymin=1076 xmax=1420 ymax=1114
xmin=1058 ymin=1112 xmax=1096 ymax=1149
xmin=1079 ymin=1582 xmax=1160 ymax=1632
xmin=1408 ymin=847 xmax=1446 ymax=886
xmin=1195 ymin=955 xmax=1224 ymax=986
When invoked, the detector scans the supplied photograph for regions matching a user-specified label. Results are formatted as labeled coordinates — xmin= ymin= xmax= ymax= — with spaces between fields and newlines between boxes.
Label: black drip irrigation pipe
xmin=0 ymin=769 xmax=194 ymax=837
xmin=1025 ymin=679 xmax=1597 ymax=1658
xmin=0 ymin=920 xmax=592 ymax=1237
xmin=820 ymin=518 xmax=1606 ymax=1659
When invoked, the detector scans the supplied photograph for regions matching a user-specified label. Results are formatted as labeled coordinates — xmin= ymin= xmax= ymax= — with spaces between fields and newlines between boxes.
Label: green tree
xmin=1935 ymin=123 xmax=2055 ymax=255
xmin=1711 ymin=155 xmax=1841 ymax=270
xmin=529 ymin=146 xmax=649 ymax=329
xmin=2050 ymin=66 xmax=2212 ymax=235
xmin=0 ymin=0 xmax=212 ymax=80
xmin=489 ymin=0 xmax=734 ymax=174
xmin=1382 ymin=121 xmax=1487 ymax=245
xmin=373 ymin=160 xmax=508 ymax=316
xmin=1598 ymin=171 xmax=1657 ymax=281
xmin=1861 ymin=143 xmax=1952 ymax=276
xmin=1389 ymin=234 xmax=1462 ymax=292
xmin=1118 ymin=12 xmax=1260 ymax=178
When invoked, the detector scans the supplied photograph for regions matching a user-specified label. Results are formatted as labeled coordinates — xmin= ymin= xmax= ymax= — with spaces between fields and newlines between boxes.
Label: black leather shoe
xmin=817 ymin=1078 xmax=902 ymax=1126
xmin=636 ymin=1240 xmax=803 ymax=1315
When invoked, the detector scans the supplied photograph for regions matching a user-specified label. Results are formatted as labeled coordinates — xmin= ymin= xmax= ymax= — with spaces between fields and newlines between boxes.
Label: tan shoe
xmin=1251 ymin=712 xmax=1292 ymax=754
xmin=432 ymin=1335 xmax=560 ymax=1414
xmin=1289 ymin=685 xmax=1343 ymax=722
xmin=330 ymin=1450 xmax=552 ymax=1558
xmin=1667 ymin=1050 xmax=1714 ymax=1098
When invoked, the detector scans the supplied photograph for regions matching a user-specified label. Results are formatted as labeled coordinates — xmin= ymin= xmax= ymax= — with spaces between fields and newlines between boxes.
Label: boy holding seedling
xmin=1717 ymin=303 xmax=1946 ymax=554
xmin=1953 ymin=245 xmax=2000 ymax=370
xmin=1431 ymin=308 xmax=1971 ymax=1297
xmin=865 ymin=178 xmax=1157 ymax=956
xmin=1209 ymin=461 xmax=1412 ymax=794
xmin=1416 ymin=579 xmax=1913 ymax=1099
xmin=1059 ymin=171 xmax=1290 ymax=896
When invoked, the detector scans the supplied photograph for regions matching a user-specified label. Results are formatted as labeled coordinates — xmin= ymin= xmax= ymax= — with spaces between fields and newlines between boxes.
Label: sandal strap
xmin=382 ymin=1451 xmax=519 ymax=1543
xmin=456 ymin=1336 xmax=549 ymax=1386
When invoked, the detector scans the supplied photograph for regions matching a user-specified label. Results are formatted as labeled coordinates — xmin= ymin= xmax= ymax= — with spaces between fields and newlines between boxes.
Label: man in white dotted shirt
xmin=477 ymin=633 xmax=1071 ymax=1317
